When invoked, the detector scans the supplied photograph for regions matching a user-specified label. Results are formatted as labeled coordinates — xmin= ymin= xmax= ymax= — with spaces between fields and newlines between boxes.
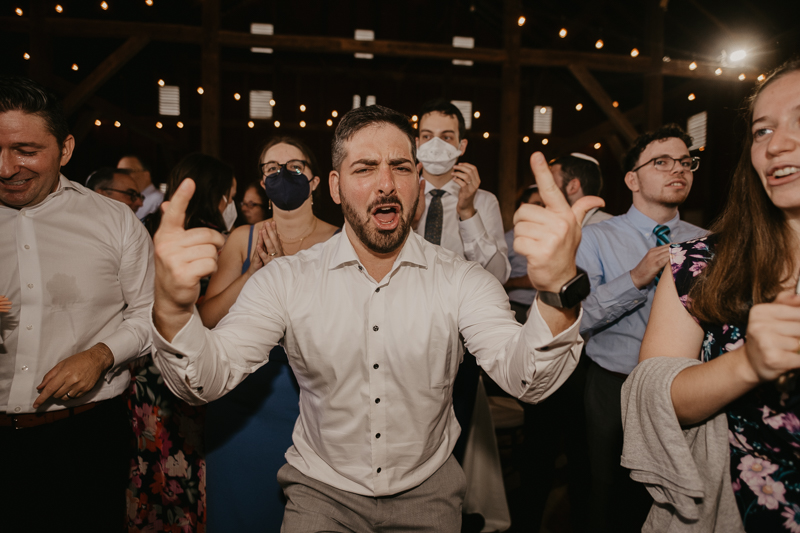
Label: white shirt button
xmin=28 ymin=283 xmax=34 ymax=289
xmin=24 ymin=245 xmax=30 ymax=250
xmin=26 ymin=325 xmax=33 ymax=330
xmin=21 ymin=366 xmax=29 ymax=371
xmin=14 ymin=407 xmax=21 ymax=413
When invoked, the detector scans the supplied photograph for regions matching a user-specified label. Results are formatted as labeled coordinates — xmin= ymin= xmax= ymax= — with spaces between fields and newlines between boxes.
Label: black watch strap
xmin=538 ymin=269 xmax=591 ymax=309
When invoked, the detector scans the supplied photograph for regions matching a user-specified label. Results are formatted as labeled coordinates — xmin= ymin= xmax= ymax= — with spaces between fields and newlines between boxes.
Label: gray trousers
xmin=279 ymin=454 xmax=466 ymax=532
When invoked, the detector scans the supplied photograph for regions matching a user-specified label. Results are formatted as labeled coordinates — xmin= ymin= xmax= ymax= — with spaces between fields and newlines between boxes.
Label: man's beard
xmin=339 ymin=188 xmax=419 ymax=255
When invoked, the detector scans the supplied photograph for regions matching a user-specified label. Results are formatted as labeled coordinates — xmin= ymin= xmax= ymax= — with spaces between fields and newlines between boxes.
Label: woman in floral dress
xmin=126 ymin=154 xmax=237 ymax=533
xmin=640 ymin=59 xmax=800 ymax=531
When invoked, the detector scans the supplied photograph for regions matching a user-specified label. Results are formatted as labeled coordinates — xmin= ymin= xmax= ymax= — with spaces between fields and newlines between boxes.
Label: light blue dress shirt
xmin=576 ymin=204 xmax=706 ymax=374
xmin=504 ymin=229 xmax=537 ymax=306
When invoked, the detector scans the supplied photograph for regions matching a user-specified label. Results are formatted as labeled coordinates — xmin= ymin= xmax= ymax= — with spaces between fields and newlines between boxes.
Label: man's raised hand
xmin=153 ymin=178 xmax=226 ymax=341
xmin=513 ymin=152 xmax=604 ymax=294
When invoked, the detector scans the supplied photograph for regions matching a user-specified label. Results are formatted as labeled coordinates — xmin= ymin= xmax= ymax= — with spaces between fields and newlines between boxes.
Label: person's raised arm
xmin=513 ymin=152 xmax=605 ymax=336
xmin=641 ymin=266 xmax=800 ymax=425
xmin=153 ymin=178 xmax=227 ymax=342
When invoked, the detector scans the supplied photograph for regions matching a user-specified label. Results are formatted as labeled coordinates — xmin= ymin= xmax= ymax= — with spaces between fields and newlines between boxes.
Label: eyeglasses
xmin=632 ymin=156 xmax=700 ymax=173
xmin=101 ymin=188 xmax=145 ymax=202
xmin=241 ymin=201 xmax=263 ymax=210
xmin=260 ymin=160 xmax=309 ymax=178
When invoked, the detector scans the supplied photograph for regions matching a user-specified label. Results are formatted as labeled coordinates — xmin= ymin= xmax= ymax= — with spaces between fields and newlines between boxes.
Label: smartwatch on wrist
xmin=537 ymin=268 xmax=591 ymax=309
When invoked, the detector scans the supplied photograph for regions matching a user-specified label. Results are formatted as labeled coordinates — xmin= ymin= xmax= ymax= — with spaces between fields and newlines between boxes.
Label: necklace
xmin=277 ymin=217 xmax=317 ymax=246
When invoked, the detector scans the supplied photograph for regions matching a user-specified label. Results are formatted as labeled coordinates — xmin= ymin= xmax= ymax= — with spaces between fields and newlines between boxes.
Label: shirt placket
xmin=367 ymin=275 xmax=388 ymax=494
xmin=8 ymin=210 xmax=44 ymax=413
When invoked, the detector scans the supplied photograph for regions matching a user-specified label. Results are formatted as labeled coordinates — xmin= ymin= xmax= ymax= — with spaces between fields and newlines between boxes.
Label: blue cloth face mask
xmin=263 ymin=166 xmax=312 ymax=211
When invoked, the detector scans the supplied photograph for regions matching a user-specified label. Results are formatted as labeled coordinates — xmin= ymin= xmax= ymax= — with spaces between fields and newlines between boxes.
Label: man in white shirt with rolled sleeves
xmin=0 ymin=75 xmax=153 ymax=529
xmin=151 ymin=105 xmax=603 ymax=532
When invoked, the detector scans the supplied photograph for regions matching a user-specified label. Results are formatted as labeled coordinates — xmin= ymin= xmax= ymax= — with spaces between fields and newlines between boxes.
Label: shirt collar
xmin=424 ymin=178 xmax=460 ymax=196
xmin=327 ymin=227 xmax=428 ymax=271
xmin=625 ymin=204 xmax=680 ymax=238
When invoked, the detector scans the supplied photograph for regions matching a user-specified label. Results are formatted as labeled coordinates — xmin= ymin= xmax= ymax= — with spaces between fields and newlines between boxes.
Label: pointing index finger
xmin=161 ymin=178 xmax=196 ymax=232
xmin=529 ymin=152 xmax=570 ymax=212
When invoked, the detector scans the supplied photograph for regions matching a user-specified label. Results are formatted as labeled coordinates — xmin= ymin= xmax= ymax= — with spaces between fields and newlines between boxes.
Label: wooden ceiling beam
xmin=568 ymin=64 xmax=639 ymax=144
xmin=0 ymin=16 xmax=760 ymax=80
xmin=62 ymin=36 xmax=150 ymax=117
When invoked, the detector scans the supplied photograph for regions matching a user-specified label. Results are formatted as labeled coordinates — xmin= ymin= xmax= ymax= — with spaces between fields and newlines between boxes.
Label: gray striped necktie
xmin=424 ymin=189 xmax=446 ymax=245
xmin=653 ymin=224 xmax=671 ymax=285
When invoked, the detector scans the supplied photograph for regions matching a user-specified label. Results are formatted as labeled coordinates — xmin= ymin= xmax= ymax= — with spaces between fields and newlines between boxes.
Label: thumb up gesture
xmin=513 ymin=153 xmax=604 ymax=293
xmin=153 ymin=178 xmax=226 ymax=340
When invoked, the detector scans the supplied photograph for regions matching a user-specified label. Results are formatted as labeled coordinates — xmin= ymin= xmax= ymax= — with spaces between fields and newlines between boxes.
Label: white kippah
xmin=570 ymin=152 xmax=600 ymax=166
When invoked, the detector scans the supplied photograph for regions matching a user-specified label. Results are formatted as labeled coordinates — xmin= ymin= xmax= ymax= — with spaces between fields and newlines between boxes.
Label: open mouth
xmin=769 ymin=166 xmax=800 ymax=185
xmin=371 ymin=203 xmax=401 ymax=230
xmin=666 ymin=180 xmax=687 ymax=189
xmin=0 ymin=176 xmax=34 ymax=190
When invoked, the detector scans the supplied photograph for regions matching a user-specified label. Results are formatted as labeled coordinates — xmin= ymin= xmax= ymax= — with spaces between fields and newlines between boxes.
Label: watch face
xmin=562 ymin=271 xmax=591 ymax=309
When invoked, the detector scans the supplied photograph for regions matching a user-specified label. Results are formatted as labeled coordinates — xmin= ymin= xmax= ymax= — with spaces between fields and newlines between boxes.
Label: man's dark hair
xmin=623 ymin=123 xmax=693 ymax=173
xmin=551 ymin=154 xmax=604 ymax=196
xmin=119 ymin=154 xmax=151 ymax=173
xmin=419 ymin=99 xmax=467 ymax=141
xmin=332 ymin=105 xmax=417 ymax=171
xmin=0 ymin=75 xmax=70 ymax=146
xmin=85 ymin=167 xmax=131 ymax=191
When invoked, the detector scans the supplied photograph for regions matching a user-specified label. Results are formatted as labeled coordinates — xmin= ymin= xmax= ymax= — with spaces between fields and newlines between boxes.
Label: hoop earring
xmin=269 ymin=200 xmax=273 ymax=210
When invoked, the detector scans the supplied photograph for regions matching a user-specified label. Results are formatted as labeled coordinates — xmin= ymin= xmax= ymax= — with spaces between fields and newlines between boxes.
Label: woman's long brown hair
xmin=689 ymin=59 xmax=800 ymax=326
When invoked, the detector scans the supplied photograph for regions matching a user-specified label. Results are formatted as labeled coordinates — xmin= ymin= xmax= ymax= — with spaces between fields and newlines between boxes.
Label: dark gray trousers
xmin=279 ymin=454 xmax=466 ymax=532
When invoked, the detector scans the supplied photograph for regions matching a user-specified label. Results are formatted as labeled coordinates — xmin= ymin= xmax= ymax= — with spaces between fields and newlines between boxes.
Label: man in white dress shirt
xmin=0 ymin=76 xmax=154 ymax=529
xmin=152 ymin=105 xmax=603 ymax=532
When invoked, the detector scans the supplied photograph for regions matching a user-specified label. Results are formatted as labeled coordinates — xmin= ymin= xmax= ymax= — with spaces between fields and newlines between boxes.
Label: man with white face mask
xmin=414 ymin=100 xmax=511 ymax=284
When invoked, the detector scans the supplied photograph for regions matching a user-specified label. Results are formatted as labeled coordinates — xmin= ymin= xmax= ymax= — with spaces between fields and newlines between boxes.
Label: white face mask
xmin=416 ymin=137 xmax=461 ymax=176
xmin=222 ymin=197 xmax=237 ymax=232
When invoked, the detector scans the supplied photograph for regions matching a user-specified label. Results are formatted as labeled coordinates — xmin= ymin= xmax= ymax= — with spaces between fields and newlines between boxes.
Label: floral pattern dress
xmin=671 ymin=236 xmax=800 ymax=532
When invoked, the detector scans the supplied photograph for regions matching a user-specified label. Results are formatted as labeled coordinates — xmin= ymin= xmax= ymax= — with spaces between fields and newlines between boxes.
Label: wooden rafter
xmin=568 ymin=65 xmax=639 ymax=144
xmin=62 ymin=36 xmax=150 ymax=117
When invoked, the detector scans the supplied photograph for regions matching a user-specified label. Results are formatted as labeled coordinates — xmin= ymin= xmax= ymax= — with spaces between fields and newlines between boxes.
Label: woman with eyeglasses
xmin=637 ymin=60 xmax=800 ymax=530
xmin=199 ymin=136 xmax=338 ymax=532
xmin=240 ymin=182 xmax=269 ymax=225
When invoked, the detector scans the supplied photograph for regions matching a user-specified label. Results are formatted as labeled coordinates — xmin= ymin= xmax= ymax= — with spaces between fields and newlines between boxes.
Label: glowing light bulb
xmin=269 ymin=99 xmax=276 ymax=106
xmin=332 ymin=110 xmax=339 ymax=118
xmin=595 ymin=39 xmax=604 ymax=49
xmin=575 ymin=103 xmax=583 ymax=111
xmin=688 ymin=93 xmax=696 ymax=101
xmin=539 ymin=107 xmax=547 ymax=114
xmin=197 ymin=87 xmax=204 ymax=95
xmin=541 ymin=138 xmax=549 ymax=145
xmin=473 ymin=111 xmax=480 ymax=119
xmin=517 ymin=16 xmax=526 ymax=26
xmin=559 ymin=28 xmax=567 ymax=38
xmin=612 ymin=101 xmax=619 ymax=108
xmin=715 ymin=68 xmax=722 ymax=76
xmin=274 ymin=121 xmax=280 ymax=128
xmin=15 ymin=8 xmax=23 ymax=16
xmin=100 ymin=2 xmax=108 ymax=10
xmin=248 ymin=121 xmax=255 ymax=128
xmin=522 ymin=136 xmax=529 ymax=143
xmin=630 ymin=48 xmax=639 ymax=58
xmin=594 ymin=143 xmax=602 ymax=150
xmin=55 ymin=5 xmax=63 ymax=13
xmin=94 ymin=120 xmax=101 ymax=126
xmin=326 ymin=119 xmax=333 ymax=126
xmin=300 ymin=105 xmax=306 ymax=112
xmin=234 ymin=93 xmax=241 ymax=100
xmin=158 ymin=79 xmax=165 ymax=87
xmin=71 ymin=64 xmax=79 ymax=71
xmin=114 ymin=121 xmax=121 ymax=128
xmin=689 ymin=61 xmax=697 ymax=71
xmin=411 ymin=114 xmax=417 ymax=121
xmin=757 ymin=74 xmax=765 ymax=82
xmin=155 ymin=122 xmax=163 ymax=129
xmin=146 ymin=0 xmax=153 ymax=5
xmin=23 ymin=53 xmax=30 ymax=60
xmin=176 ymin=121 xmax=184 ymax=128
xmin=483 ymin=132 xmax=489 ymax=139
xmin=738 ymin=73 xmax=746 ymax=81
xmin=300 ymin=121 xmax=306 ymax=128
xmin=730 ymin=50 xmax=747 ymax=62
xmin=413 ymin=123 xmax=418 ymax=129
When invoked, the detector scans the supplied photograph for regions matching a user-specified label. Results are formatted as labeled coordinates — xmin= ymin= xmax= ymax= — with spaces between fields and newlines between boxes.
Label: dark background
xmin=3 ymin=0 xmax=799 ymax=228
